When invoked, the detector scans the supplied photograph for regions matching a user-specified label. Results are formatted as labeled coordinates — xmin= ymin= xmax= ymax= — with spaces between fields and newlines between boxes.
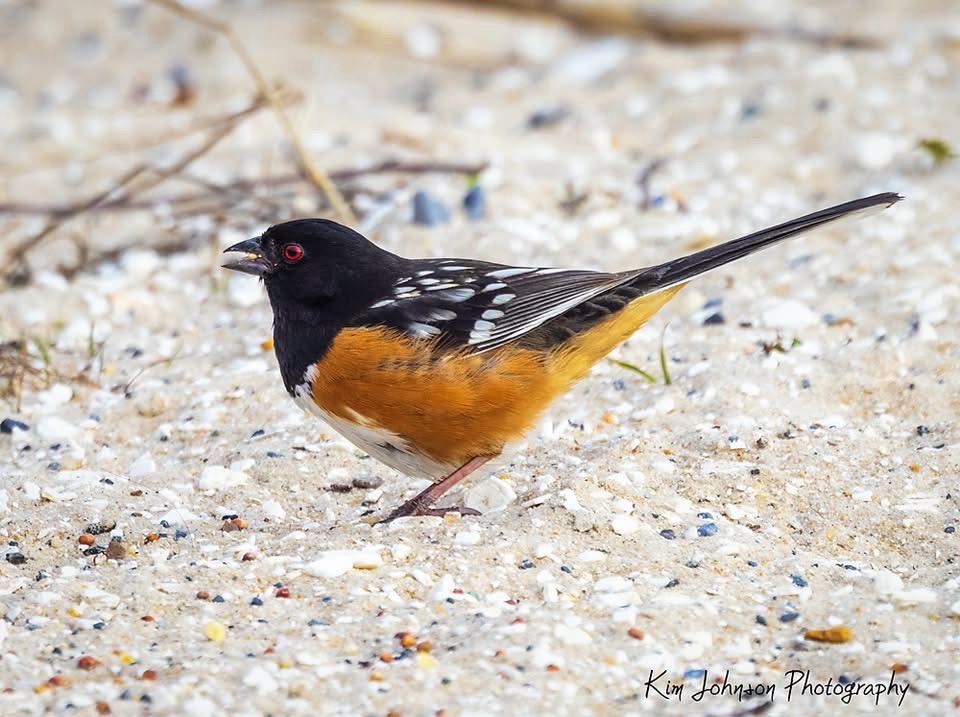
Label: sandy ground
xmin=0 ymin=1 xmax=958 ymax=715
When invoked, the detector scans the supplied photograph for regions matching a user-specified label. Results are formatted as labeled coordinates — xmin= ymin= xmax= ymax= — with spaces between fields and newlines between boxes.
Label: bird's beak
xmin=222 ymin=236 xmax=273 ymax=276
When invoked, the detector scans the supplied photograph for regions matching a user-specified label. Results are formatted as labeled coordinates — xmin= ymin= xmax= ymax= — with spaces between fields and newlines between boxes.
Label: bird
xmin=223 ymin=192 xmax=901 ymax=523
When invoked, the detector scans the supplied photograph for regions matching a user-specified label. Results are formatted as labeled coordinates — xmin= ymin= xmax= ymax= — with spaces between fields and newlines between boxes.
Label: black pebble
xmin=518 ymin=559 xmax=534 ymax=569
xmin=463 ymin=186 xmax=486 ymax=220
xmin=5 ymin=553 xmax=26 ymax=565
xmin=659 ymin=529 xmax=676 ymax=540
xmin=250 ymin=596 xmax=263 ymax=606
xmin=527 ymin=106 xmax=569 ymax=129
xmin=702 ymin=312 xmax=725 ymax=326
xmin=916 ymin=425 xmax=930 ymax=436
xmin=0 ymin=418 xmax=29 ymax=434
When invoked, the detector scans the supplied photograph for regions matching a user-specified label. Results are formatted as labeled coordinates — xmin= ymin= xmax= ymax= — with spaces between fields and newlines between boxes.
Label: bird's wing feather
xmin=353 ymin=259 xmax=641 ymax=353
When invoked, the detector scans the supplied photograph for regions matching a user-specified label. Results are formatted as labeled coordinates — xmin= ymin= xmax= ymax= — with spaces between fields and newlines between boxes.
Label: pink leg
xmin=377 ymin=455 xmax=496 ymax=524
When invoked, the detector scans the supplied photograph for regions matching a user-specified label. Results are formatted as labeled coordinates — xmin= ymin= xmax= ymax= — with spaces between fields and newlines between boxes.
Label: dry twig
xmin=1 ymin=95 xmax=274 ymax=285
xmin=422 ymin=0 xmax=883 ymax=48
xmin=0 ymin=160 xmax=489 ymax=216
xmin=147 ymin=0 xmax=355 ymax=222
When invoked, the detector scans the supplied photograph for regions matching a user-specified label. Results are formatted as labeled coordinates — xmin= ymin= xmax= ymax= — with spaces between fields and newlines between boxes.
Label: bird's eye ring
xmin=283 ymin=243 xmax=304 ymax=263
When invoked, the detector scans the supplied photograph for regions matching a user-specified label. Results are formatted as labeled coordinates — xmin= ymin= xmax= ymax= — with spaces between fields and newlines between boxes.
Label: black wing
xmin=352 ymin=258 xmax=641 ymax=353
xmin=351 ymin=192 xmax=903 ymax=352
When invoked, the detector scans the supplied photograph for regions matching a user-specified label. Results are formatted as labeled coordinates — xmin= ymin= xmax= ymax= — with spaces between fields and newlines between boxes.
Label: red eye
xmin=283 ymin=243 xmax=304 ymax=262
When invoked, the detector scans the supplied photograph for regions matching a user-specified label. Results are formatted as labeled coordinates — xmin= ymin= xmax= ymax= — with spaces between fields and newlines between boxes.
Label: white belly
xmin=292 ymin=379 xmax=455 ymax=479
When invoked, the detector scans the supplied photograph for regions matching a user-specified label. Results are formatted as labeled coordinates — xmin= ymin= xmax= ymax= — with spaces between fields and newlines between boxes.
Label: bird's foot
xmin=375 ymin=500 xmax=481 ymax=525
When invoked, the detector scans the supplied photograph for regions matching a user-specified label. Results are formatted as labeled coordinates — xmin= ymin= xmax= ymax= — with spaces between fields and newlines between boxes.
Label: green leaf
xmin=608 ymin=358 xmax=656 ymax=384
xmin=659 ymin=326 xmax=672 ymax=386
xmin=918 ymin=138 xmax=956 ymax=165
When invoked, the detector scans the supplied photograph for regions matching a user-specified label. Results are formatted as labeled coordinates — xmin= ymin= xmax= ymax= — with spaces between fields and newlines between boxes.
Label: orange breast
xmin=308 ymin=284 xmax=684 ymax=467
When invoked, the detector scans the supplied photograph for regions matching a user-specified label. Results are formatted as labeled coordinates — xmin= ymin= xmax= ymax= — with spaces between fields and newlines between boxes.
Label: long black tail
xmin=636 ymin=192 xmax=902 ymax=292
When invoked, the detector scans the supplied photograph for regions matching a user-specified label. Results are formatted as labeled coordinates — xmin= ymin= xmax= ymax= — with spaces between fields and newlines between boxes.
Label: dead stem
xmin=0 ymin=160 xmax=489 ymax=216
xmin=147 ymin=0 xmax=356 ymax=223
xmin=1 ymin=95 xmax=276 ymax=286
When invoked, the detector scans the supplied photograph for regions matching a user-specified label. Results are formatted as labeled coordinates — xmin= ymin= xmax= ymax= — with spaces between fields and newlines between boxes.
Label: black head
xmin=223 ymin=218 xmax=407 ymax=391
xmin=224 ymin=218 xmax=404 ymax=307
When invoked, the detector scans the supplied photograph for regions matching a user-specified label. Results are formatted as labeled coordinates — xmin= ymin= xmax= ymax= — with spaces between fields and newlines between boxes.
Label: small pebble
xmin=0 ymin=418 xmax=28 ymax=434
xmin=659 ymin=529 xmax=676 ymax=540
xmin=77 ymin=656 xmax=99 ymax=670
xmin=804 ymin=625 xmax=852 ymax=643
xmin=527 ymin=106 xmax=569 ymax=129
xmin=105 ymin=540 xmax=125 ymax=561
xmin=697 ymin=523 xmax=718 ymax=537
xmin=791 ymin=575 xmax=808 ymax=588
xmin=702 ymin=312 xmax=725 ymax=325
xmin=5 ymin=552 xmax=26 ymax=565
xmin=518 ymin=559 xmax=534 ymax=570
xmin=204 ymin=621 xmax=227 ymax=641
xmin=412 ymin=190 xmax=450 ymax=226
xmin=779 ymin=612 xmax=800 ymax=622
xmin=756 ymin=615 xmax=767 ymax=626
xmin=627 ymin=627 xmax=644 ymax=640
xmin=250 ymin=596 xmax=263 ymax=606
xmin=463 ymin=185 xmax=486 ymax=220
xmin=351 ymin=475 xmax=383 ymax=490
xmin=85 ymin=521 xmax=116 ymax=535
xmin=610 ymin=514 xmax=640 ymax=536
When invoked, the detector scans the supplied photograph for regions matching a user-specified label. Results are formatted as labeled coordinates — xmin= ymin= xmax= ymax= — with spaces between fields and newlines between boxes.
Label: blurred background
xmin=1 ymin=0 xmax=957 ymax=281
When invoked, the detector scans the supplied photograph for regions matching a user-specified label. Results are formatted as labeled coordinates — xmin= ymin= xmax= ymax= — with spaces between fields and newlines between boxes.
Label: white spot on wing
xmin=481 ymin=309 xmax=504 ymax=319
xmin=440 ymin=265 xmax=470 ymax=271
xmin=408 ymin=322 xmax=442 ymax=336
xmin=473 ymin=320 xmax=495 ymax=331
xmin=425 ymin=283 xmax=460 ymax=291
xmin=416 ymin=270 xmax=434 ymax=276
xmin=487 ymin=267 xmax=532 ymax=279
xmin=426 ymin=308 xmax=457 ymax=321
xmin=432 ymin=287 xmax=475 ymax=302
xmin=417 ymin=278 xmax=441 ymax=286
xmin=535 ymin=268 xmax=567 ymax=275
xmin=370 ymin=298 xmax=394 ymax=309
xmin=491 ymin=293 xmax=515 ymax=305
xmin=481 ymin=282 xmax=507 ymax=292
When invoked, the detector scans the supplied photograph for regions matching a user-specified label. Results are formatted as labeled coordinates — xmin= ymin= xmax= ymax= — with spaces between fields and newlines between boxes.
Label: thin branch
xmin=1 ymin=96 xmax=270 ymax=285
xmin=0 ymin=160 xmax=489 ymax=216
xmin=147 ymin=0 xmax=356 ymax=223
xmin=420 ymin=0 xmax=884 ymax=48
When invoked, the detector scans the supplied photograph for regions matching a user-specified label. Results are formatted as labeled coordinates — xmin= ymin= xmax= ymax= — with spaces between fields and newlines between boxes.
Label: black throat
xmin=265 ymin=263 xmax=407 ymax=394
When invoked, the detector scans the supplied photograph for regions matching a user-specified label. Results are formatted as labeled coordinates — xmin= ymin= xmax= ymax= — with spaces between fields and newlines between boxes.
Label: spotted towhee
xmin=224 ymin=192 xmax=900 ymax=522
